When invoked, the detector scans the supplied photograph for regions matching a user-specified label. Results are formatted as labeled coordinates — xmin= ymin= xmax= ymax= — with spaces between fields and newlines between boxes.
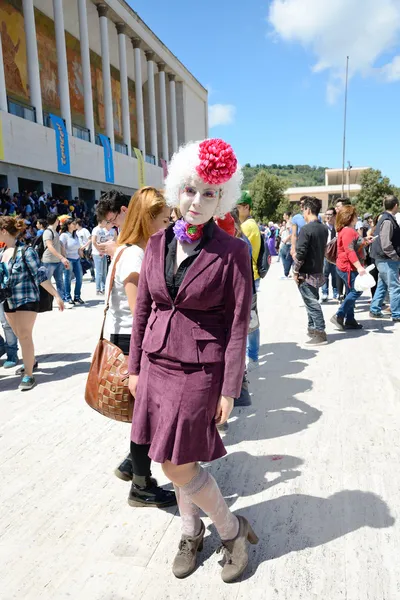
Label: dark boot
xmin=217 ymin=515 xmax=259 ymax=583
xmin=115 ymin=454 xmax=133 ymax=481
xmin=172 ymin=521 xmax=205 ymax=579
xmin=234 ymin=372 xmax=252 ymax=407
xmin=128 ymin=475 xmax=177 ymax=508
xmin=345 ymin=320 xmax=363 ymax=330
xmin=307 ymin=328 xmax=316 ymax=337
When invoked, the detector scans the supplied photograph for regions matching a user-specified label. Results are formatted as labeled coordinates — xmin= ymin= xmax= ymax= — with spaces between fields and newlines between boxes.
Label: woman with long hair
xmin=128 ymin=139 xmax=258 ymax=583
xmin=0 ymin=216 xmax=64 ymax=390
xmin=331 ymin=205 xmax=372 ymax=331
xmin=106 ymin=187 xmax=176 ymax=509
xmin=59 ymin=218 xmax=84 ymax=308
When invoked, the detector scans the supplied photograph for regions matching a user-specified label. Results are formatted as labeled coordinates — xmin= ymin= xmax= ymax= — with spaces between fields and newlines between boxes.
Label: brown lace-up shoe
xmin=217 ymin=515 xmax=259 ymax=583
xmin=172 ymin=520 xmax=205 ymax=578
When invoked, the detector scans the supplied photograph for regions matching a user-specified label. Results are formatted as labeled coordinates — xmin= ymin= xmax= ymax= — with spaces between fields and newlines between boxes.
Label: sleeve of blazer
xmin=128 ymin=241 xmax=153 ymax=375
xmin=222 ymin=241 xmax=253 ymax=398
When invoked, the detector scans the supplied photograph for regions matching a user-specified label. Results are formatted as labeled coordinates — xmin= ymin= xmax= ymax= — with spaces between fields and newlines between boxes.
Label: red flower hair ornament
xmin=196 ymin=139 xmax=238 ymax=185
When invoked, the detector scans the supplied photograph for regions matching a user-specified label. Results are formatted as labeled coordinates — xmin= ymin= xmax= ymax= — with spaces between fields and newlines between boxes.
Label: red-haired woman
xmin=331 ymin=205 xmax=372 ymax=331
xmin=104 ymin=187 xmax=175 ymax=509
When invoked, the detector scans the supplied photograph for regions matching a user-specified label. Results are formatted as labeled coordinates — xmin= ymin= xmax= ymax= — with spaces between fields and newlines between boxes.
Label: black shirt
xmin=165 ymin=219 xmax=215 ymax=301
xmin=296 ymin=220 xmax=328 ymax=274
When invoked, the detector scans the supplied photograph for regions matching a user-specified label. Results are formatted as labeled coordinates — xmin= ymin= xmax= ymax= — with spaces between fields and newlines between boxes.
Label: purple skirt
xmin=131 ymin=353 xmax=227 ymax=465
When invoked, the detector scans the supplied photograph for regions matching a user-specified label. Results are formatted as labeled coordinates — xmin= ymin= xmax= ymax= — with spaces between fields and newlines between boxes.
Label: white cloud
xmin=209 ymin=104 xmax=236 ymax=128
xmin=381 ymin=54 xmax=400 ymax=80
xmin=268 ymin=0 xmax=400 ymax=101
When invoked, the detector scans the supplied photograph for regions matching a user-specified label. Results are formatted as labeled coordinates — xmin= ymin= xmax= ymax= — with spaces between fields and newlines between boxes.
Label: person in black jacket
xmin=293 ymin=196 xmax=328 ymax=345
xmin=369 ymin=195 xmax=400 ymax=322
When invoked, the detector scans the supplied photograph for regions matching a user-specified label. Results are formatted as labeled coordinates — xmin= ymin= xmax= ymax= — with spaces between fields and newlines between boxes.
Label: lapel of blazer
xmin=154 ymin=231 xmax=172 ymax=304
xmin=175 ymin=236 xmax=221 ymax=303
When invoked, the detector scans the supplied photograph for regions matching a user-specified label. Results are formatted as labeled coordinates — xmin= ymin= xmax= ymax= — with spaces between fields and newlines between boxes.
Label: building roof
xmin=108 ymin=0 xmax=207 ymax=93
xmin=285 ymin=184 xmax=362 ymax=195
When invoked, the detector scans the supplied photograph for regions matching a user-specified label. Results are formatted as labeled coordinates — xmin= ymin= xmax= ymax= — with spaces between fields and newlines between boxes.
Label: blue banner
xmin=98 ymin=134 xmax=115 ymax=184
xmin=49 ymin=114 xmax=70 ymax=175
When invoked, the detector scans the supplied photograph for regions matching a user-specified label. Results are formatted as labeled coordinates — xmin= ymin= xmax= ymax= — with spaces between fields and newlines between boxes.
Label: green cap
xmin=237 ymin=190 xmax=252 ymax=208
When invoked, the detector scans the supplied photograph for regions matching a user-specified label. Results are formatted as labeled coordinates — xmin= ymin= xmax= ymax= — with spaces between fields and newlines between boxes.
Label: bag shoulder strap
xmin=99 ymin=246 xmax=128 ymax=340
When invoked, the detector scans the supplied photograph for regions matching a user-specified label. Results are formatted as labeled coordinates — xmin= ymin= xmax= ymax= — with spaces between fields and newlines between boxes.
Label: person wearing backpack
xmin=237 ymin=192 xmax=261 ymax=290
xmin=41 ymin=214 xmax=69 ymax=298
xmin=237 ymin=191 xmax=261 ymax=371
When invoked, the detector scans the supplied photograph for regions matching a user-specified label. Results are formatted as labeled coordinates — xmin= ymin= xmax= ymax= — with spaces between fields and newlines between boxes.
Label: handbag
xmin=325 ymin=237 xmax=337 ymax=265
xmin=85 ymin=247 xmax=134 ymax=423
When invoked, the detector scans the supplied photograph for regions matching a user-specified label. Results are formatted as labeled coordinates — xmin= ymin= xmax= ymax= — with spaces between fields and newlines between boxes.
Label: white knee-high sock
xmin=178 ymin=466 xmax=239 ymax=541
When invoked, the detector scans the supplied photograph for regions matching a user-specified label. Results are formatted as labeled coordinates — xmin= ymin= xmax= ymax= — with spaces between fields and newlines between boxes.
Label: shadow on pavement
xmin=0 ymin=361 xmax=91 ymax=391
xmin=207 ymin=451 xmax=304 ymax=502
xmin=35 ymin=352 xmax=91 ymax=363
xmin=239 ymin=490 xmax=395 ymax=578
xmin=223 ymin=342 xmax=322 ymax=445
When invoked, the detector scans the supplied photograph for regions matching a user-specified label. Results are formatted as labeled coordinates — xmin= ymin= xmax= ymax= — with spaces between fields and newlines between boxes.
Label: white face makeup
xmin=179 ymin=178 xmax=221 ymax=226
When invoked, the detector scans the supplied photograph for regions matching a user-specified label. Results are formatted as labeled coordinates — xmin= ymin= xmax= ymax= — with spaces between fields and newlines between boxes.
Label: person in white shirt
xmin=75 ymin=219 xmax=91 ymax=247
xmin=103 ymin=186 xmax=174 ymax=509
xmin=91 ymin=220 xmax=116 ymax=295
xmin=76 ymin=218 xmax=95 ymax=282
xmin=59 ymin=218 xmax=84 ymax=308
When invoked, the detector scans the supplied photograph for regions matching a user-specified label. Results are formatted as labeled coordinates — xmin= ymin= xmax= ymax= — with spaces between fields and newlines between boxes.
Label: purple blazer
xmin=129 ymin=225 xmax=253 ymax=399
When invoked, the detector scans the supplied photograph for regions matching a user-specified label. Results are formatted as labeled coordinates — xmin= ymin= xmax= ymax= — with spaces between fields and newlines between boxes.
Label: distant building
xmin=285 ymin=167 xmax=370 ymax=212
xmin=0 ymin=0 xmax=208 ymax=205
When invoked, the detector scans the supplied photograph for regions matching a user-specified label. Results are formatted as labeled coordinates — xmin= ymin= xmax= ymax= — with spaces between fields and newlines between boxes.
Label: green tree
xmin=355 ymin=169 xmax=395 ymax=216
xmin=274 ymin=196 xmax=294 ymax=222
xmin=248 ymin=170 xmax=286 ymax=221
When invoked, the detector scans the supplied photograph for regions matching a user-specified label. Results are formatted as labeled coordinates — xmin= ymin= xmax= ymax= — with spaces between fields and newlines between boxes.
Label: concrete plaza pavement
xmin=1 ymin=262 xmax=399 ymax=600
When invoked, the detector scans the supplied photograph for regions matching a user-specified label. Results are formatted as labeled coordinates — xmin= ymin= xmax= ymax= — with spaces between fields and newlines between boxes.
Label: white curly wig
xmin=164 ymin=139 xmax=243 ymax=219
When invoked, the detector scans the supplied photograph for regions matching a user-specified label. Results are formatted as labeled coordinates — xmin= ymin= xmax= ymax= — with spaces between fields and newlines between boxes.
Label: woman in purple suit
xmin=128 ymin=139 xmax=258 ymax=583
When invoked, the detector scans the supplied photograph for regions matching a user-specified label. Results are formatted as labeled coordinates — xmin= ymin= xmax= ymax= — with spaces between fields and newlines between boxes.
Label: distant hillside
xmin=242 ymin=164 xmax=327 ymax=190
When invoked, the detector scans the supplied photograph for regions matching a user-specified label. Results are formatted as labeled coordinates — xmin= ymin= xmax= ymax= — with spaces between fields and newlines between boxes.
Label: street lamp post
xmin=342 ymin=56 xmax=349 ymax=197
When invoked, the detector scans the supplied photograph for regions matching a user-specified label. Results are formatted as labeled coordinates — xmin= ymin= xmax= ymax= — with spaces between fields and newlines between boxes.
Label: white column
xmin=145 ymin=51 xmax=158 ymax=160
xmin=0 ymin=29 xmax=8 ymax=112
xmin=116 ymin=23 xmax=131 ymax=155
xmin=169 ymin=74 xmax=178 ymax=153
xmin=22 ymin=0 xmax=43 ymax=124
xmin=97 ymin=3 xmax=114 ymax=147
xmin=77 ymin=0 xmax=94 ymax=142
xmin=132 ymin=38 xmax=145 ymax=156
xmin=53 ymin=0 xmax=71 ymax=133
xmin=157 ymin=63 xmax=169 ymax=161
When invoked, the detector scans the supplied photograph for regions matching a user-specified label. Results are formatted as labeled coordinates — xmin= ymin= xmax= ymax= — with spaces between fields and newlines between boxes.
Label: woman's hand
xmin=215 ymin=395 xmax=234 ymax=425
xmin=55 ymin=294 xmax=64 ymax=311
xmin=129 ymin=374 xmax=139 ymax=398
xmin=357 ymin=267 xmax=367 ymax=276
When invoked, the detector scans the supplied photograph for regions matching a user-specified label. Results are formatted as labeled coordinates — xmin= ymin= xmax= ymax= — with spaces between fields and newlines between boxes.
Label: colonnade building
xmin=0 ymin=0 xmax=208 ymax=203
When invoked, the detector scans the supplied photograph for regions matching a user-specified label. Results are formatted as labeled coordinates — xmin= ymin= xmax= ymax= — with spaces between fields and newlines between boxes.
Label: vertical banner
xmin=160 ymin=158 xmax=168 ymax=179
xmin=98 ymin=134 xmax=115 ymax=184
xmin=0 ymin=114 xmax=4 ymax=161
xmin=133 ymin=147 xmax=146 ymax=188
xmin=49 ymin=114 xmax=70 ymax=174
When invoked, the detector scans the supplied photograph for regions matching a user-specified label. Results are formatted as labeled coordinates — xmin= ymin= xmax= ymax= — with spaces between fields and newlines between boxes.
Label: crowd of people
xmin=1 ymin=137 xmax=399 ymax=583
xmin=273 ymin=194 xmax=400 ymax=344
xmin=0 ymin=188 xmax=89 ymax=223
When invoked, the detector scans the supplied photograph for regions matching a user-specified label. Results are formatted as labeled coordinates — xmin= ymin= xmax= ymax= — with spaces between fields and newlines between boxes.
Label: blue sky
xmin=128 ymin=0 xmax=400 ymax=184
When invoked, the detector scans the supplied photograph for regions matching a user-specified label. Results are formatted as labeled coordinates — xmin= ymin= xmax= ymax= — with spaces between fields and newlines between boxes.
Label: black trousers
xmin=110 ymin=333 xmax=151 ymax=477
xmin=336 ymin=272 xmax=344 ymax=297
